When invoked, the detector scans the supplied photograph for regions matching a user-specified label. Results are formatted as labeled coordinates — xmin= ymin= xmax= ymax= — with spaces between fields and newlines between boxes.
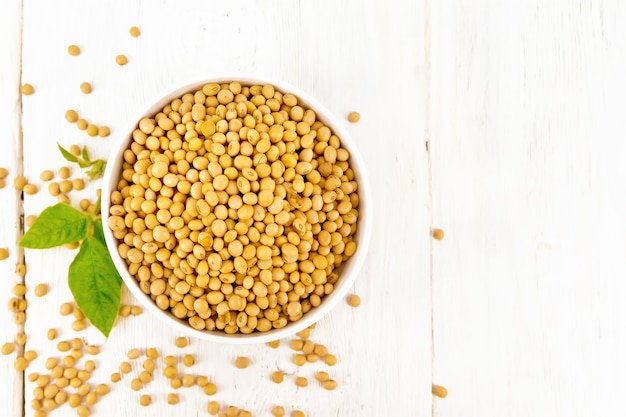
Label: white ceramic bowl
xmin=101 ymin=75 xmax=372 ymax=344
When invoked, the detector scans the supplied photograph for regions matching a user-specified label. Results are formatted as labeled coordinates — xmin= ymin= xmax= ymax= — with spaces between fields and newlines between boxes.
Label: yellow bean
xmin=67 ymin=44 xmax=81 ymax=56
xmin=174 ymin=336 xmax=188 ymax=348
xmin=1 ymin=342 xmax=14 ymax=355
xmin=234 ymin=356 xmax=250 ymax=369
xmin=347 ymin=111 xmax=360 ymax=122
xmin=116 ymin=54 xmax=128 ymax=65
xmin=207 ymin=400 xmax=219 ymax=414
xmin=34 ymin=283 xmax=48 ymax=297
xmin=272 ymin=405 xmax=285 ymax=417
xmin=140 ymin=394 xmax=151 ymax=406
xmin=98 ymin=126 xmax=111 ymax=137
xmin=204 ymin=382 xmax=217 ymax=395
xmin=20 ymin=84 xmax=35 ymax=95
xmin=271 ymin=371 xmax=284 ymax=384
xmin=347 ymin=293 xmax=361 ymax=307
xmin=432 ymin=384 xmax=448 ymax=398
xmin=14 ymin=356 xmax=28 ymax=371
xmin=80 ymin=82 xmax=92 ymax=94
xmin=323 ymin=379 xmax=337 ymax=390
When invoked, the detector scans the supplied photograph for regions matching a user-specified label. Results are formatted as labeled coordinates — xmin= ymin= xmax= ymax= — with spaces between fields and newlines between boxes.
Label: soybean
xmin=34 ymin=283 xmax=48 ymax=297
xmin=1 ymin=342 xmax=15 ymax=355
xmin=207 ymin=400 xmax=219 ymax=414
xmin=175 ymin=336 xmax=188 ymax=348
xmin=116 ymin=54 xmax=128 ymax=65
xmin=67 ymin=44 xmax=81 ymax=56
xmin=80 ymin=82 xmax=92 ymax=94
xmin=322 ymin=379 xmax=337 ymax=390
xmin=272 ymin=405 xmax=285 ymax=417
xmin=59 ymin=302 xmax=74 ymax=316
xmin=324 ymin=354 xmax=337 ymax=366
xmin=47 ymin=329 xmax=57 ymax=340
xmin=234 ymin=356 xmax=250 ymax=369
xmin=20 ymin=84 xmax=35 ymax=95
xmin=183 ymin=354 xmax=195 ymax=366
xmin=315 ymin=371 xmax=330 ymax=382
xmin=65 ymin=110 xmax=79 ymax=123
xmin=23 ymin=184 xmax=38 ymax=195
xmin=120 ymin=361 xmax=132 ymax=374
xmin=271 ymin=371 xmax=284 ymax=383
xmin=40 ymin=170 xmax=54 ymax=181
xmin=14 ymin=176 xmax=27 ymax=190
xmin=127 ymin=348 xmax=141 ymax=359
xmin=432 ymin=384 xmax=448 ymax=398
xmin=267 ymin=340 xmax=280 ymax=349
xmin=98 ymin=126 xmax=111 ymax=137
xmin=204 ymin=382 xmax=217 ymax=395
xmin=347 ymin=293 xmax=361 ymax=307
xmin=14 ymin=356 xmax=28 ymax=371
xmin=58 ymin=166 xmax=70 ymax=179
xmin=140 ymin=394 xmax=151 ymax=406
xmin=86 ymin=124 xmax=99 ymax=137
xmin=347 ymin=111 xmax=360 ymax=122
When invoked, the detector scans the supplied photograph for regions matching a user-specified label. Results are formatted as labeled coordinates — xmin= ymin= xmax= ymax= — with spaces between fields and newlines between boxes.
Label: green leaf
xmin=58 ymin=143 xmax=79 ymax=163
xmin=86 ymin=160 xmax=107 ymax=180
xmin=20 ymin=204 xmax=91 ymax=249
xmin=68 ymin=237 xmax=122 ymax=337
xmin=93 ymin=218 xmax=105 ymax=246
xmin=81 ymin=145 xmax=91 ymax=162
xmin=58 ymin=143 xmax=106 ymax=176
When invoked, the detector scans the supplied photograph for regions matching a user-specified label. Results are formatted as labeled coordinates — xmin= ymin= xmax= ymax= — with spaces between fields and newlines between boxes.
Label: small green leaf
xmin=68 ymin=237 xmax=122 ymax=337
xmin=86 ymin=160 xmax=107 ymax=180
xmin=58 ymin=143 xmax=106 ymax=179
xmin=20 ymin=204 xmax=91 ymax=249
xmin=77 ymin=159 xmax=92 ymax=169
xmin=81 ymin=145 xmax=91 ymax=162
xmin=58 ymin=143 xmax=79 ymax=163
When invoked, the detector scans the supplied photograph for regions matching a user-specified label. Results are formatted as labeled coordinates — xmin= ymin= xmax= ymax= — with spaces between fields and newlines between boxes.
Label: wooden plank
xmin=429 ymin=1 xmax=626 ymax=415
xmin=0 ymin=0 xmax=24 ymax=416
xmin=18 ymin=1 xmax=430 ymax=416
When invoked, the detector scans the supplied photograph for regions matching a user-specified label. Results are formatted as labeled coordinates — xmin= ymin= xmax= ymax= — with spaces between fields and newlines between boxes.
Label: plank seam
xmin=17 ymin=1 xmax=25 ymax=416
xmin=423 ymin=0 xmax=435 ymax=415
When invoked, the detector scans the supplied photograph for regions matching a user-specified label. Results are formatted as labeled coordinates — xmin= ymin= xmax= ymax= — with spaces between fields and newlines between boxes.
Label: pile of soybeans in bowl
xmin=102 ymin=77 xmax=369 ymax=343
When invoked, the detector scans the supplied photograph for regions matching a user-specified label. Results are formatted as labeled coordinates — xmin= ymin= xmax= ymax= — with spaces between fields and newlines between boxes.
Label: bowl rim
xmin=101 ymin=73 xmax=372 ymax=344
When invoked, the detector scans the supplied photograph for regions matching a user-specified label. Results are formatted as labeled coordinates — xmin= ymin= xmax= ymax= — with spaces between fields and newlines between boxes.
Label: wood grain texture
xmin=429 ymin=1 xmax=626 ymax=416
xmin=11 ymin=1 xmax=431 ymax=416
xmin=0 ymin=0 xmax=24 ymax=416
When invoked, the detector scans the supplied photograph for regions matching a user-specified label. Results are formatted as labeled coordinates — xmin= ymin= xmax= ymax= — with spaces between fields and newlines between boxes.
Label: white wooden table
xmin=2 ymin=1 xmax=626 ymax=416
